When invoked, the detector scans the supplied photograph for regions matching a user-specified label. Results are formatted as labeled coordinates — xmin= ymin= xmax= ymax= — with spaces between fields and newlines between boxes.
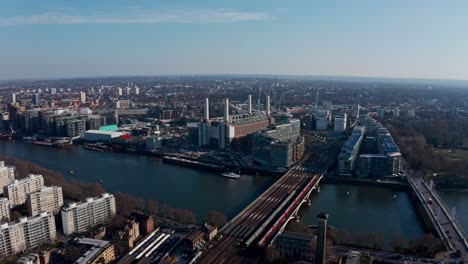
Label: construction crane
xmin=315 ymin=87 xmax=320 ymax=111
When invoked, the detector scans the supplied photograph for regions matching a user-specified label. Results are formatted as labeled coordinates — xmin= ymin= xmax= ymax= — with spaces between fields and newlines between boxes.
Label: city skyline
xmin=2 ymin=0 xmax=468 ymax=80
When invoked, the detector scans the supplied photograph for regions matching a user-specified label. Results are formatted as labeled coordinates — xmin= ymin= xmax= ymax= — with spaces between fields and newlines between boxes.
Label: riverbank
xmin=323 ymin=176 xmax=410 ymax=191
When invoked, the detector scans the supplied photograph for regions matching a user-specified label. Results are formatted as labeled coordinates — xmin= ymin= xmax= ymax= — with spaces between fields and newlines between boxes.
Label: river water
xmin=1 ymin=140 xmax=467 ymax=243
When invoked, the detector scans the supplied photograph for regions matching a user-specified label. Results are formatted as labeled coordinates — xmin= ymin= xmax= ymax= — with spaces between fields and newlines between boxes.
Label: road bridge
xmin=407 ymin=173 xmax=468 ymax=261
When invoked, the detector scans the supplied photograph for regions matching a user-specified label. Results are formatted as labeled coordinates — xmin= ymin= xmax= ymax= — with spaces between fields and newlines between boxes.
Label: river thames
xmin=1 ymin=140 xmax=467 ymax=244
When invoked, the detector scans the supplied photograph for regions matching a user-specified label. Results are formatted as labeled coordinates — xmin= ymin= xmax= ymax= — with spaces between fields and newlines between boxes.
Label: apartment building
xmin=61 ymin=193 xmax=116 ymax=235
xmin=3 ymin=174 xmax=44 ymax=207
xmin=0 ymin=212 xmax=56 ymax=258
xmin=0 ymin=198 xmax=10 ymax=222
xmin=26 ymin=186 xmax=64 ymax=216
xmin=0 ymin=161 xmax=15 ymax=195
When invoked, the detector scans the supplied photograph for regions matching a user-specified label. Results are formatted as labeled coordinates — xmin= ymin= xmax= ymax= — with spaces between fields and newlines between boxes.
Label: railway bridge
xmin=198 ymin=164 xmax=324 ymax=264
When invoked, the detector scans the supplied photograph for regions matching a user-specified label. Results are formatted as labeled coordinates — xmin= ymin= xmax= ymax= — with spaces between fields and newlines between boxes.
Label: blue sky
xmin=1 ymin=0 xmax=468 ymax=80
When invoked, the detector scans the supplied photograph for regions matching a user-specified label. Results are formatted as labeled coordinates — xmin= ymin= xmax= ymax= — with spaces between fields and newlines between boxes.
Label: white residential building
xmin=4 ymin=174 xmax=44 ymax=207
xmin=0 ymin=161 xmax=15 ymax=195
xmin=0 ymin=198 xmax=10 ymax=222
xmin=0 ymin=212 xmax=56 ymax=258
xmin=316 ymin=110 xmax=329 ymax=131
xmin=334 ymin=114 xmax=347 ymax=133
xmin=80 ymin=91 xmax=86 ymax=103
xmin=61 ymin=193 xmax=116 ymax=235
xmin=27 ymin=186 xmax=64 ymax=217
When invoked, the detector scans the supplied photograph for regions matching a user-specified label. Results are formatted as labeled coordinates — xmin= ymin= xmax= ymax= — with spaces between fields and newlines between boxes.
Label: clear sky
xmin=1 ymin=0 xmax=468 ymax=80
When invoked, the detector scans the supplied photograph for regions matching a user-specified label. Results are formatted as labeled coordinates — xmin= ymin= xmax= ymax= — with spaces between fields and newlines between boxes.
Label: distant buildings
xmin=337 ymin=116 xmax=401 ymax=178
xmin=0 ymin=212 xmax=56 ymax=258
xmin=334 ymin=114 xmax=347 ymax=133
xmin=252 ymin=119 xmax=304 ymax=168
xmin=197 ymin=96 xmax=273 ymax=149
xmin=80 ymin=91 xmax=86 ymax=103
xmin=32 ymin=94 xmax=40 ymax=105
xmin=393 ymin=107 xmax=400 ymax=118
xmin=116 ymin=100 xmax=131 ymax=109
xmin=0 ymin=161 xmax=15 ymax=195
xmin=316 ymin=110 xmax=329 ymax=130
xmin=322 ymin=101 xmax=333 ymax=111
xmin=26 ymin=186 xmax=63 ymax=216
xmin=352 ymin=104 xmax=360 ymax=118
xmin=61 ymin=193 xmax=116 ymax=235
xmin=4 ymin=174 xmax=45 ymax=207
xmin=16 ymin=109 xmax=106 ymax=136
xmin=84 ymin=130 xmax=123 ymax=142
xmin=358 ymin=128 xmax=401 ymax=177
xmin=337 ymin=127 xmax=365 ymax=176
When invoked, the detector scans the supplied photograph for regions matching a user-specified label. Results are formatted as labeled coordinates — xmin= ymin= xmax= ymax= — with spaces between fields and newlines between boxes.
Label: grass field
xmin=435 ymin=149 xmax=468 ymax=160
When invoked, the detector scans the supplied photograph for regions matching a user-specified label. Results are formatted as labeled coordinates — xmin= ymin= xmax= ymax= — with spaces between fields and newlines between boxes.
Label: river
xmin=1 ymin=140 xmax=467 ymax=243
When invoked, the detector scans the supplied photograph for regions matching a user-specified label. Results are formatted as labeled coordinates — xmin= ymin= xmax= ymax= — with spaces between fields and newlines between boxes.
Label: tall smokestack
xmin=266 ymin=95 xmax=271 ymax=116
xmin=224 ymin=98 xmax=229 ymax=122
xmin=248 ymin=95 xmax=252 ymax=114
xmin=204 ymin=98 xmax=209 ymax=122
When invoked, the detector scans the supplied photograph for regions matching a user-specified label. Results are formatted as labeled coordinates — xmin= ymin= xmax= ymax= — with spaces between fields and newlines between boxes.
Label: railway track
xmin=199 ymin=166 xmax=320 ymax=264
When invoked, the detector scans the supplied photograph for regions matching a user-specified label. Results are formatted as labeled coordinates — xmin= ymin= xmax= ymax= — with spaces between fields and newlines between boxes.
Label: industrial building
xmin=61 ymin=193 xmax=116 ymax=235
xmin=0 ymin=198 xmax=10 ymax=222
xmin=63 ymin=238 xmax=116 ymax=264
xmin=84 ymin=130 xmax=124 ymax=142
xmin=0 ymin=212 xmax=56 ymax=258
xmin=4 ymin=174 xmax=44 ymax=207
xmin=197 ymin=96 xmax=273 ymax=149
xmin=0 ymin=161 xmax=15 ymax=195
xmin=274 ymin=231 xmax=316 ymax=262
xmin=252 ymin=119 xmax=304 ymax=168
xmin=26 ymin=186 xmax=64 ymax=216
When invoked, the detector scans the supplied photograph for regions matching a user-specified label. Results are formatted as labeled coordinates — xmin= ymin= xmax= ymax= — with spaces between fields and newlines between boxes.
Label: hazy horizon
xmin=2 ymin=0 xmax=468 ymax=80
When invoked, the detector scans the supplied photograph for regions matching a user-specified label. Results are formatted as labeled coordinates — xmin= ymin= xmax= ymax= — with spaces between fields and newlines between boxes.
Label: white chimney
xmin=248 ymin=95 xmax=252 ymax=114
xmin=266 ymin=95 xmax=271 ymax=116
xmin=204 ymin=98 xmax=210 ymax=121
xmin=224 ymin=98 xmax=229 ymax=122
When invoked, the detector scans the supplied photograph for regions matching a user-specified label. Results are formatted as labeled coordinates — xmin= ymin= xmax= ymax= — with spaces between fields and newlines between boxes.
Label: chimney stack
xmin=204 ymin=98 xmax=210 ymax=122
xmin=224 ymin=98 xmax=229 ymax=122
xmin=266 ymin=95 xmax=271 ymax=116
xmin=248 ymin=95 xmax=252 ymax=114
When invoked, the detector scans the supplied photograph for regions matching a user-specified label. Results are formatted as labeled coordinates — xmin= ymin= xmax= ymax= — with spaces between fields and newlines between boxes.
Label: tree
xmin=204 ymin=211 xmax=228 ymax=227
xmin=147 ymin=200 xmax=159 ymax=215
xmin=10 ymin=211 xmax=23 ymax=221
xmin=111 ymin=215 xmax=126 ymax=228
xmin=391 ymin=237 xmax=406 ymax=253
